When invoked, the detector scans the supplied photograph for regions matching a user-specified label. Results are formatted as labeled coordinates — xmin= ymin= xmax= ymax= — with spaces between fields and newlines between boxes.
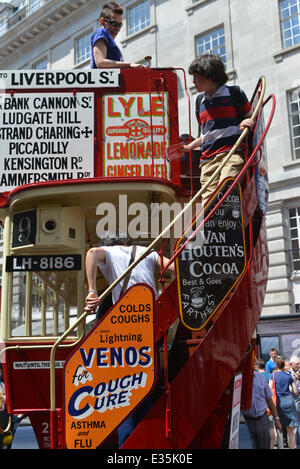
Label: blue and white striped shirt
xmin=198 ymin=85 xmax=252 ymax=160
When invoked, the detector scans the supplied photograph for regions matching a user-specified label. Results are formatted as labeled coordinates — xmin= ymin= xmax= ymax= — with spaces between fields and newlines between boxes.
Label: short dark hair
xmin=99 ymin=231 xmax=131 ymax=246
xmin=99 ymin=2 xmax=123 ymax=21
xmin=188 ymin=54 xmax=228 ymax=86
xmin=256 ymin=359 xmax=265 ymax=370
xmin=275 ymin=357 xmax=285 ymax=370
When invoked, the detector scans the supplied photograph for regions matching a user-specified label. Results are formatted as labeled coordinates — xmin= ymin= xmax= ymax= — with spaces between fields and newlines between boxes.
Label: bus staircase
xmin=121 ymin=88 xmax=276 ymax=449
xmin=50 ymin=77 xmax=274 ymax=449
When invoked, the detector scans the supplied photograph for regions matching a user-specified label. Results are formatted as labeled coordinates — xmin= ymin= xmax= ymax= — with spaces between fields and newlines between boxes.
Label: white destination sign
xmin=0 ymin=69 xmax=120 ymax=89
xmin=0 ymin=92 xmax=94 ymax=191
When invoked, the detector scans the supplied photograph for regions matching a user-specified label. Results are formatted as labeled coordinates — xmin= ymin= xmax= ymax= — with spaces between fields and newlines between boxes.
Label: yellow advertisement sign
xmin=64 ymin=284 xmax=155 ymax=449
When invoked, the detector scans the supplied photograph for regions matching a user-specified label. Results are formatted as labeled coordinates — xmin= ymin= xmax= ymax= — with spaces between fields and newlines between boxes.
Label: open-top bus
xmin=0 ymin=66 xmax=275 ymax=449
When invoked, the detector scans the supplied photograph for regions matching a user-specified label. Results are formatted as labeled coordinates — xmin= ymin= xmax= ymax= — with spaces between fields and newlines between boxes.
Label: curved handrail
xmin=0 ymin=415 xmax=12 ymax=435
xmin=49 ymin=76 xmax=267 ymax=421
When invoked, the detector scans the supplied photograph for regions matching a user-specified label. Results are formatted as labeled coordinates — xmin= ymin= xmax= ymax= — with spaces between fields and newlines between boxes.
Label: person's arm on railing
xmin=85 ymin=247 xmax=106 ymax=312
xmin=157 ymin=255 xmax=175 ymax=274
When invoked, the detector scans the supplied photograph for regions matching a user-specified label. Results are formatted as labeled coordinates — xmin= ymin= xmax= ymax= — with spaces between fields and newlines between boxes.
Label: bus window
xmin=259 ymin=336 xmax=279 ymax=364
xmin=281 ymin=333 xmax=300 ymax=360
xmin=10 ymin=270 xmax=79 ymax=338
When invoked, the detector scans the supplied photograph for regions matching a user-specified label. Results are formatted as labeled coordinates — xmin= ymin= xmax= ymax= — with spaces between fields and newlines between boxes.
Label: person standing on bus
xmin=84 ymin=232 xmax=174 ymax=310
xmin=91 ymin=2 xmax=145 ymax=70
xmin=180 ymin=54 xmax=255 ymax=205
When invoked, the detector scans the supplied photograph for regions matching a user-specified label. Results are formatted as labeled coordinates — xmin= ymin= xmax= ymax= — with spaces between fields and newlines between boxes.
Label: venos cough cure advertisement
xmin=64 ymin=284 xmax=155 ymax=449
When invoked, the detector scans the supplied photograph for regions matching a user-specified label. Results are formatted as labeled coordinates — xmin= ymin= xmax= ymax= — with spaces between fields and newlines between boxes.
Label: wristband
xmin=275 ymin=417 xmax=280 ymax=420
xmin=88 ymin=289 xmax=97 ymax=294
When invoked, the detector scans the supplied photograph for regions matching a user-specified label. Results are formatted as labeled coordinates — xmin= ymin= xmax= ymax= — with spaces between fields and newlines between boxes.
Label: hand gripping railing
xmin=49 ymin=76 xmax=267 ymax=447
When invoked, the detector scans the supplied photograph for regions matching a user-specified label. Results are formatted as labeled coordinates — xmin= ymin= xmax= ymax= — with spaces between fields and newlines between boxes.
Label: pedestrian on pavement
xmin=265 ymin=348 xmax=279 ymax=373
xmin=284 ymin=359 xmax=291 ymax=371
xmin=289 ymin=355 xmax=300 ymax=448
xmin=256 ymin=358 xmax=271 ymax=381
xmin=270 ymin=356 xmax=298 ymax=449
xmin=256 ymin=358 xmax=277 ymax=448
xmin=242 ymin=369 xmax=282 ymax=449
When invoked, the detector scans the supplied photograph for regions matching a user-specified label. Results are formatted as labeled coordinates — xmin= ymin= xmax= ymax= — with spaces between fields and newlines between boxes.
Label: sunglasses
xmin=105 ymin=19 xmax=123 ymax=29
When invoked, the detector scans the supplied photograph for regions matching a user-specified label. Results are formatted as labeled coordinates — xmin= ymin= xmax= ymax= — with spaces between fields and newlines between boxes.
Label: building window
xmin=0 ymin=18 xmax=6 ymax=37
xmin=29 ymin=0 xmax=43 ymax=14
xmin=196 ymin=26 xmax=226 ymax=68
xmin=128 ymin=0 xmax=150 ymax=36
xmin=280 ymin=0 xmax=300 ymax=48
xmin=259 ymin=336 xmax=280 ymax=363
xmin=75 ymin=32 xmax=90 ymax=64
xmin=296 ymin=303 xmax=300 ymax=312
xmin=288 ymin=89 xmax=300 ymax=160
xmin=289 ymin=207 xmax=300 ymax=272
xmin=33 ymin=58 xmax=47 ymax=69
xmin=19 ymin=1 xmax=27 ymax=10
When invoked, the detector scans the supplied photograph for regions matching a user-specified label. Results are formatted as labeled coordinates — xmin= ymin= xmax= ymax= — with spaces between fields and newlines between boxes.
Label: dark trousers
xmin=244 ymin=413 xmax=270 ymax=449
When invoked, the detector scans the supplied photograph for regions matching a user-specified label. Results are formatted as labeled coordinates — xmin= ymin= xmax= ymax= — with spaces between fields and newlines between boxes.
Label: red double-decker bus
xmin=0 ymin=67 xmax=275 ymax=449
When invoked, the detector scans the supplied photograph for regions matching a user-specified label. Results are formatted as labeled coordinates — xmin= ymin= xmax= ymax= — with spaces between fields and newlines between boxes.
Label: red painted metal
xmin=0 ymin=68 xmax=182 ymax=208
xmin=121 ymin=186 xmax=269 ymax=449
xmin=2 ymin=344 xmax=71 ymax=449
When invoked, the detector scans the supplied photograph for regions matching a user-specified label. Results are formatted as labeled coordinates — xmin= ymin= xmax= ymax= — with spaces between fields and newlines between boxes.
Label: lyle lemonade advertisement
xmin=64 ymin=284 xmax=155 ymax=449
xmin=103 ymin=92 xmax=170 ymax=179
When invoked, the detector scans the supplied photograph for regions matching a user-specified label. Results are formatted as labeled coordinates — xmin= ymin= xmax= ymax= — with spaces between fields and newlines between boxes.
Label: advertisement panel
xmin=0 ymin=92 xmax=94 ymax=191
xmin=102 ymin=92 xmax=170 ymax=179
xmin=175 ymin=179 xmax=247 ymax=330
xmin=229 ymin=373 xmax=243 ymax=449
xmin=64 ymin=284 xmax=155 ymax=449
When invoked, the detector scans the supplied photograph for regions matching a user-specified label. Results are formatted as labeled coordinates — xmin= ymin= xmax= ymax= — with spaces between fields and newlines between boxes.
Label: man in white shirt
xmin=85 ymin=232 xmax=174 ymax=312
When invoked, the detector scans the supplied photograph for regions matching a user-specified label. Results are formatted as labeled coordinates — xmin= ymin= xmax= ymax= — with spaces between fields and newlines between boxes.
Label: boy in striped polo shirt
xmin=181 ymin=54 xmax=255 ymax=205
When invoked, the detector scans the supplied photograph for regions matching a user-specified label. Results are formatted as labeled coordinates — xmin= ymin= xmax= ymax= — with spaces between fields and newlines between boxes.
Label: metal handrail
xmin=0 ymin=415 xmax=12 ymax=435
xmin=49 ymin=76 xmax=267 ymax=423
